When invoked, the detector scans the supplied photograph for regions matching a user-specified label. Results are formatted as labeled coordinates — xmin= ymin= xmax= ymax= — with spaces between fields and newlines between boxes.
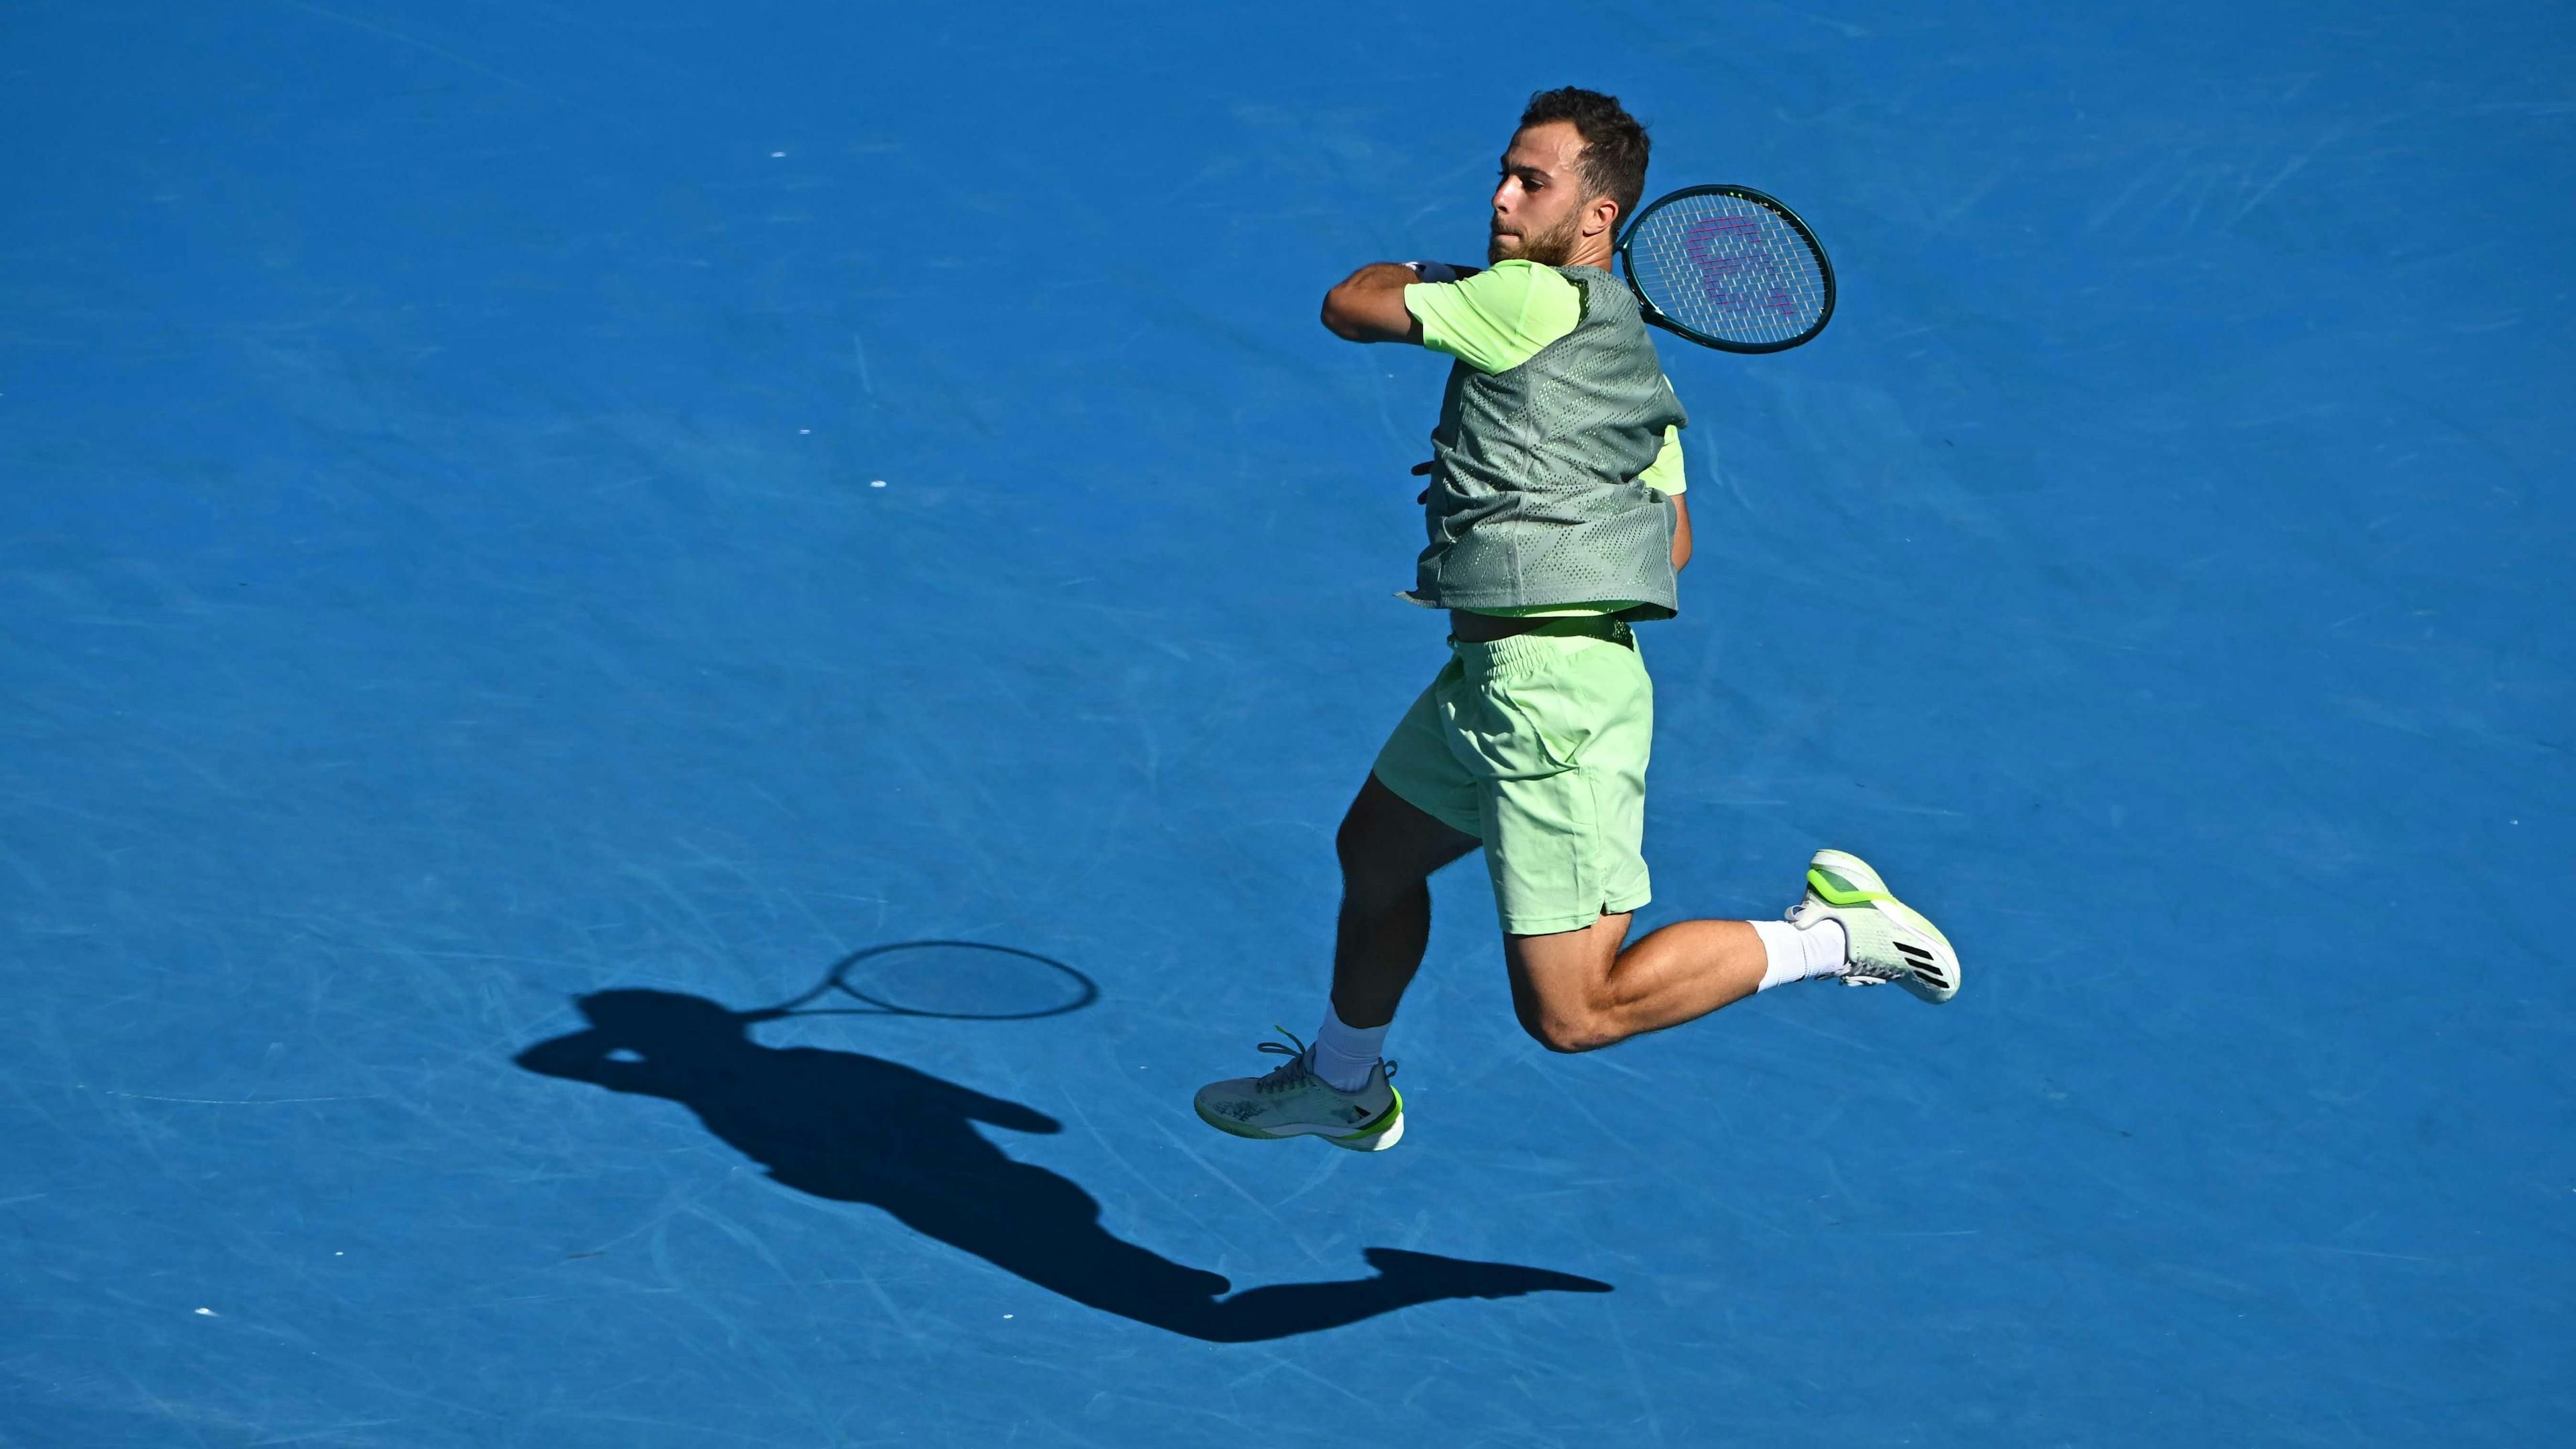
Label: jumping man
xmin=1193 ymin=88 xmax=1962 ymax=1152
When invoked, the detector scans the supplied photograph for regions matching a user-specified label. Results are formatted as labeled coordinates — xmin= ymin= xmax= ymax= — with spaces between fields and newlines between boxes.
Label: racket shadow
xmin=513 ymin=954 xmax=1611 ymax=1343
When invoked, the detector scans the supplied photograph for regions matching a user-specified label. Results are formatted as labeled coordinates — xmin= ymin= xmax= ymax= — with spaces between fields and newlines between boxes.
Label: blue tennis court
xmin=5 ymin=2 xmax=2570 ymax=1444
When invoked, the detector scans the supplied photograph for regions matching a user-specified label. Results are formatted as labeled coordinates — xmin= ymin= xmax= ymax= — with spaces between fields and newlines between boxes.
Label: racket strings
xmin=1627 ymin=197 xmax=1828 ymax=347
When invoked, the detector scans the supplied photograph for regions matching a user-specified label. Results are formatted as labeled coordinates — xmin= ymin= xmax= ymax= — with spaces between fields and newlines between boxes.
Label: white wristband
xmin=1406 ymin=260 xmax=1462 ymax=284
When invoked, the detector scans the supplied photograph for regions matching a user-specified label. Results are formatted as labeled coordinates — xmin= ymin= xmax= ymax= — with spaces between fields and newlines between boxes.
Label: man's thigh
xmin=1367 ymin=661 xmax=1485 ymax=841
xmin=1503 ymin=911 xmax=1632 ymax=1028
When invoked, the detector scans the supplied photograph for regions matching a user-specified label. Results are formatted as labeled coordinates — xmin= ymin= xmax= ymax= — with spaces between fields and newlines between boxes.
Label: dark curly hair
xmin=1519 ymin=87 xmax=1651 ymax=225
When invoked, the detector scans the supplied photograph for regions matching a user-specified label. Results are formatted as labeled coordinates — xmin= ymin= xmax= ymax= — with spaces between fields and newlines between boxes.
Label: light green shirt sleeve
xmin=1637 ymin=424 xmax=1686 ymax=494
xmin=1402 ymin=260 xmax=1582 ymax=374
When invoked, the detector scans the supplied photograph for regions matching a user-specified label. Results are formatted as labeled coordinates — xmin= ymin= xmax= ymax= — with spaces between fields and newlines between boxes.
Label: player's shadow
xmin=513 ymin=974 xmax=1610 ymax=1343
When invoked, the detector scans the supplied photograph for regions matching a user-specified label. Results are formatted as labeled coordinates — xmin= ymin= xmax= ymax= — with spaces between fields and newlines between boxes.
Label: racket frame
xmin=751 ymin=940 xmax=1099 ymax=1022
xmin=1617 ymin=184 xmax=1836 ymax=354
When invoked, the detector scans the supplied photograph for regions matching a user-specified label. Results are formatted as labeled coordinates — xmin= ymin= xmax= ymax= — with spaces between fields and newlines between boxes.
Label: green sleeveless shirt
xmin=1403 ymin=265 xmax=1688 ymax=620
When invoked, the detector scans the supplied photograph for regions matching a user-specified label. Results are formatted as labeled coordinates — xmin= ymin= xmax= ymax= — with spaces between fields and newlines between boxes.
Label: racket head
xmin=745 ymin=940 xmax=1098 ymax=1023
xmin=1617 ymin=184 xmax=1835 ymax=354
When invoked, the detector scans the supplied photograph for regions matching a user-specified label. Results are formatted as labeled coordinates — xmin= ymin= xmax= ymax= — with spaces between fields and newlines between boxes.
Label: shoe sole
xmin=1809 ymin=849 xmax=1962 ymax=1004
xmin=1192 ymin=1091 xmax=1405 ymax=1152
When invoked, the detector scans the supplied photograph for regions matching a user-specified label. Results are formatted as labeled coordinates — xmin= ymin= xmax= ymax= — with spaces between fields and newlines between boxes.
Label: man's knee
xmin=1338 ymin=849 xmax=1430 ymax=916
xmin=1332 ymin=803 xmax=1380 ymax=876
xmin=1509 ymin=978 xmax=1620 ymax=1054
xmin=1334 ymin=777 xmax=1470 ymax=908
xmin=1505 ymin=924 xmax=1629 ymax=1053
xmin=1514 ymin=1001 xmax=1617 ymax=1054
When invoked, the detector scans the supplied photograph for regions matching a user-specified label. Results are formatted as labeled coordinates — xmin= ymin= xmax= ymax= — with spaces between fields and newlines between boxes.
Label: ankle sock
xmin=1752 ymin=916 xmax=1849 ymax=991
xmin=1311 ymin=1004 xmax=1389 ymax=1091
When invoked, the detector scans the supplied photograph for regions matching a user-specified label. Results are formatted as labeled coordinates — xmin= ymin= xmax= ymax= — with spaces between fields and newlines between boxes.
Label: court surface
xmin=5 ymin=2 xmax=2571 ymax=1444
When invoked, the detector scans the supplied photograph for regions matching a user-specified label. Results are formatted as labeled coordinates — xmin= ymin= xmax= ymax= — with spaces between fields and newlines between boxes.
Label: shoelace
xmin=1250 ymin=1029 xmax=1397 ymax=1093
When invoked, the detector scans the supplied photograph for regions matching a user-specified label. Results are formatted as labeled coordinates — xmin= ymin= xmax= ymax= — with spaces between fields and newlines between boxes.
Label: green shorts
xmin=1370 ymin=617 xmax=1654 ymax=936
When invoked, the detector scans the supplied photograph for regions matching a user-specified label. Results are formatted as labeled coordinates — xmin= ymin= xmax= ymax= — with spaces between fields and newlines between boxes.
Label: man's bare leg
xmin=1504 ymin=914 xmax=1770 ymax=1054
xmin=1329 ymin=774 xmax=1479 ymax=1030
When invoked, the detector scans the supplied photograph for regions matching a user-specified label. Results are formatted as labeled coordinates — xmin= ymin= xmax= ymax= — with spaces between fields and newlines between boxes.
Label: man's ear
xmin=1585 ymin=194 xmax=1622 ymax=239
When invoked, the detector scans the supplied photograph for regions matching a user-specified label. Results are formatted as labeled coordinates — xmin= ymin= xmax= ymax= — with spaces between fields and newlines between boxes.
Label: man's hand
xmin=1321 ymin=263 xmax=1426 ymax=343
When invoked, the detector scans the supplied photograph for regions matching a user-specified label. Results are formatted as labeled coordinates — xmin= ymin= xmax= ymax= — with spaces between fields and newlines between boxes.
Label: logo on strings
xmin=1680 ymin=215 xmax=1799 ymax=321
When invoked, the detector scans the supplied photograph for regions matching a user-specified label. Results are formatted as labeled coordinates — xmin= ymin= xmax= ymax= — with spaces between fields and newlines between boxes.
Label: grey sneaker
xmin=1790 ymin=849 xmax=1962 ymax=1004
xmin=1192 ymin=1032 xmax=1404 ymax=1152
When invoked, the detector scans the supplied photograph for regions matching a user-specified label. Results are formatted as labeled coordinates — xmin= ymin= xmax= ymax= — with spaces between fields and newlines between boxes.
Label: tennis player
xmin=1194 ymin=89 xmax=1961 ymax=1152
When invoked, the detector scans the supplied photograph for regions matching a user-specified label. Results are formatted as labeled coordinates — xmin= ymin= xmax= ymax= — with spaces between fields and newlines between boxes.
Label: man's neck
xmin=1560 ymin=237 xmax=1615 ymax=272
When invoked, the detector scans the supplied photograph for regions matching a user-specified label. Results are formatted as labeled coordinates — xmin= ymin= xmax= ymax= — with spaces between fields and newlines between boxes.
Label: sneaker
xmin=1192 ymin=1031 xmax=1404 ymax=1152
xmin=1790 ymin=849 xmax=1961 ymax=1003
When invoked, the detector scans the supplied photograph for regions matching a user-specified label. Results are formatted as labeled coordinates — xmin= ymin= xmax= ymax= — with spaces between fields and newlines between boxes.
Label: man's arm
xmin=1636 ymin=421 xmax=1691 ymax=572
xmin=1320 ymin=263 xmax=1427 ymax=343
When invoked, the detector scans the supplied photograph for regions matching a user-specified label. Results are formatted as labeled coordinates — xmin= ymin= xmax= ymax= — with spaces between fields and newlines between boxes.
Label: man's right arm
xmin=1320 ymin=263 xmax=1426 ymax=343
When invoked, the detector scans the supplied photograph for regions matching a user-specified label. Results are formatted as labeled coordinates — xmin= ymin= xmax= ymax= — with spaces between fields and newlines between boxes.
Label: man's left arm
xmin=1639 ymin=422 xmax=1692 ymax=572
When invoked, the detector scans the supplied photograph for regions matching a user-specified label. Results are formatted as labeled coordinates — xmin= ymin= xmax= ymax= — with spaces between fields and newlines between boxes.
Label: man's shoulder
xmin=1547 ymin=262 xmax=1643 ymax=320
xmin=1473 ymin=261 xmax=1585 ymax=340
xmin=1412 ymin=260 xmax=1585 ymax=374
xmin=1458 ymin=258 xmax=1580 ymax=306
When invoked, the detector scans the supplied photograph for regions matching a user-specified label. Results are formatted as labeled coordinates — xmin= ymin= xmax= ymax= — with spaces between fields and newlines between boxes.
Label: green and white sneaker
xmin=1790 ymin=849 xmax=1962 ymax=1004
xmin=1193 ymin=1032 xmax=1405 ymax=1152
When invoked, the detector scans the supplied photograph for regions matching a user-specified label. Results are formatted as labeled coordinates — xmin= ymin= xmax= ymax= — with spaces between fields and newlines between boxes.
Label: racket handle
xmin=1405 ymin=260 xmax=1484 ymax=284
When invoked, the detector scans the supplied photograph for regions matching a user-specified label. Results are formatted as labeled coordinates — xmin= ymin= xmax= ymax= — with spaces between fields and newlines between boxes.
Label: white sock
xmin=1311 ymin=1004 xmax=1388 ymax=1092
xmin=1752 ymin=917 xmax=1849 ymax=991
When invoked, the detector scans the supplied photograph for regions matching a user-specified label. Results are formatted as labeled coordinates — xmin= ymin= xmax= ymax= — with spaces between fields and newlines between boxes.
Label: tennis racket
xmin=741 ymin=941 xmax=1098 ymax=1023
xmin=1617 ymin=184 xmax=1835 ymax=354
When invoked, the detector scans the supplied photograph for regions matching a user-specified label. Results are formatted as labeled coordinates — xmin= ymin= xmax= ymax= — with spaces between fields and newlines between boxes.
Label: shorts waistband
xmin=1447 ymin=616 xmax=1635 ymax=676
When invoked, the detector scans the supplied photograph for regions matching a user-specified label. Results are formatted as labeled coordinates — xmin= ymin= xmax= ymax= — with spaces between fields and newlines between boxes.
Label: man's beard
xmin=1490 ymin=207 xmax=1585 ymax=266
